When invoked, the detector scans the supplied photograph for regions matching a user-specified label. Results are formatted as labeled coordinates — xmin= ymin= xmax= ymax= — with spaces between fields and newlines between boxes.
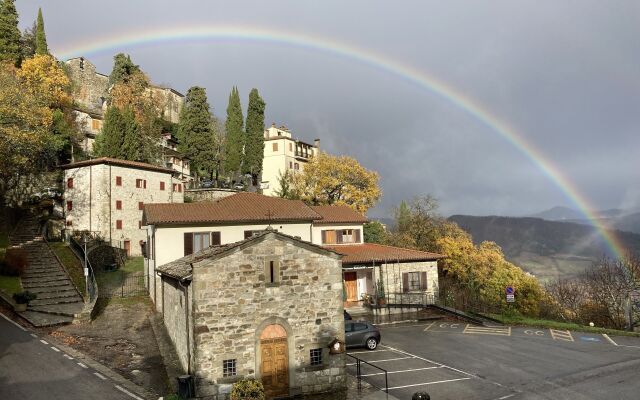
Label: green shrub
xmin=1 ymin=248 xmax=28 ymax=276
xmin=13 ymin=290 xmax=37 ymax=304
xmin=230 ymin=379 xmax=265 ymax=400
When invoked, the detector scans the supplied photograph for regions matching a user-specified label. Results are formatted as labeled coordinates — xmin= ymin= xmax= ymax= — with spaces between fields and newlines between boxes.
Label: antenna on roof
xmin=266 ymin=209 xmax=273 ymax=229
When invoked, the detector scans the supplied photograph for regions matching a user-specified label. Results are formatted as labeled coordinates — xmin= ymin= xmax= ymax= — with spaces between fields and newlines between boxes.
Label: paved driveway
xmin=347 ymin=321 xmax=640 ymax=399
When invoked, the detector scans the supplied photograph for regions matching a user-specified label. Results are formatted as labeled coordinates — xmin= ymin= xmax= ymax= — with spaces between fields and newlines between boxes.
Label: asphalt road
xmin=348 ymin=322 xmax=640 ymax=400
xmin=0 ymin=313 xmax=140 ymax=400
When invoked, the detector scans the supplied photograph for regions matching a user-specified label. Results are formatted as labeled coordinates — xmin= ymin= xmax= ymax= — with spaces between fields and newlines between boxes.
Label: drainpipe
xmin=179 ymin=275 xmax=192 ymax=374
xmin=89 ymin=165 xmax=92 ymax=232
xmin=149 ymin=224 xmax=156 ymax=305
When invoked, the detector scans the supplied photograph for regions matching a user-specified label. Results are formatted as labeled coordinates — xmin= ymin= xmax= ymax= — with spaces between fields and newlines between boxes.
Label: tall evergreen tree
xmin=0 ymin=0 xmax=22 ymax=66
xmin=94 ymin=107 xmax=126 ymax=158
xmin=243 ymin=88 xmax=266 ymax=177
xmin=223 ymin=86 xmax=244 ymax=175
xmin=35 ymin=8 xmax=47 ymax=55
xmin=120 ymin=107 xmax=142 ymax=161
xmin=109 ymin=53 xmax=140 ymax=86
xmin=177 ymin=86 xmax=215 ymax=181
xmin=20 ymin=21 xmax=36 ymax=59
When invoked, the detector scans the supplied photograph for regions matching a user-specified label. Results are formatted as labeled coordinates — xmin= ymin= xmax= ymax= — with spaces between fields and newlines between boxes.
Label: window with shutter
xmin=184 ymin=233 xmax=193 ymax=256
xmin=211 ymin=231 xmax=221 ymax=246
xmin=66 ymin=201 xmax=73 ymax=211
xmin=116 ymin=220 xmax=123 ymax=230
xmin=322 ymin=230 xmax=337 ymax=244
xmin=67 ymin=178 xmax=74 ymax=189
xmin=272 ymin=143 xmax=278 ymax=152
xmin=160 ymin=181 xmax=165 ymax=190
xmin=336 ymin=230 xmax=344 ymax=243
xmin=420 ymin=271 xmax=428 ymax=290
xmin=143 ymin=180 xmax=147 ymax=189
xmin=116 ymin=176 xmax=122 ymax=186
xmin=116 ymin=200 xmax=122 ymax=210
xmin=354 ymin=229 xmax=361 ymax=243
xmin=402 ymin=273 xmax=409 ymax=293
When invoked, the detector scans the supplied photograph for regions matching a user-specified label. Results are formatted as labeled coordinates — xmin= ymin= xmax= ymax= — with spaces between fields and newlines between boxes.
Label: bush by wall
xmin=230 ymin=379 xmax=265 ymax=400
xmin=1 ymin=248 xmax=29 ymax=276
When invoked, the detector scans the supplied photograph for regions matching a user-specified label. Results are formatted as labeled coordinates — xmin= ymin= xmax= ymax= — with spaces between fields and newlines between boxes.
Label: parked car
xmin=233 ymin=182 xmax=245 ymax=190
xmin=345 ymin=320 xmax=380 ymax=350
xmin=31 ymin=187 xmax=62 ymax=202
xmin=344 ymin=310 xmax=352 ymax=320
xmin=200 ymin=179 xmax=214 ymax=188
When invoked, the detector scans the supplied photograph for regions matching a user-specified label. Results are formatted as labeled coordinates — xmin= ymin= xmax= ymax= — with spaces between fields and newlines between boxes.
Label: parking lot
xmin=347 ymin=322 xmax=640 ymax=399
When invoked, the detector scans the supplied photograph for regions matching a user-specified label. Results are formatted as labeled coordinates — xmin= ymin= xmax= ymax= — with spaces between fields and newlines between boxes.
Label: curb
xmin=374 ymin=316 xmax=443 ymax=326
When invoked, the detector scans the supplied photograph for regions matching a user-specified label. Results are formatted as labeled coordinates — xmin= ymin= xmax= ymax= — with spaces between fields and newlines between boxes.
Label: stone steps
xmin=22 ymin=272 xmax=68 ymax=280
xmin=31 ymin=289 xmax=80 ymax=300
xmin=25 ymin=284 xmax=78 ymax=295
xmin=23 ymin=278 xmax=71 ymax=288
xmin=30 ymin=296 xmax=83 ymax=307
xmin=18 ymin=311 xmax=74 ymax=327
xmin=28 ymin=302 xmax=84 ymax=317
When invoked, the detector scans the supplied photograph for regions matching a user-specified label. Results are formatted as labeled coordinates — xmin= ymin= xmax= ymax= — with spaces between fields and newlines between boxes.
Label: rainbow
xmin=55 ymin=25 xmax=627 ymax=259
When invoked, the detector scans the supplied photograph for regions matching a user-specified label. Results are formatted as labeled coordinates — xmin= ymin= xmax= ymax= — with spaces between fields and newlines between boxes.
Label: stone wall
xmin=65 ymin=58 xmax=108 ymax=114
xmin=184 ymin=188 xmax=238 ymax=203
xmin=375 ymin=260 xmax=439 ymax=297
xmin=162 ymin=277 xmax=192 ymax=373
xmin=188 ymin=235 xmax=345 ymax=398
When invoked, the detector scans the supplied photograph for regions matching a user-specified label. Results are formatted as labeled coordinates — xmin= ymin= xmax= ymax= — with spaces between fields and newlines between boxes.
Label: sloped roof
xmin=61 ymin=157 xmax=174 ymax=174
xmin=144 ymin=192 xmax=322 ymax=225
xmin=156 ymin=230 xmax=341 ymax=280
xmin=325 ymin=243 xmax=445 ymax=265
xmin=311 ymin=205 xmax=368 ymax=225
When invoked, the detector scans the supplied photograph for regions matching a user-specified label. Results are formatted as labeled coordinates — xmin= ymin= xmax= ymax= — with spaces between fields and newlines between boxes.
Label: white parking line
xmin=464 ymin=325 xmax=511 ymax=336
xmin=362 ymin=366 xmax=442 ymax=377
xmin=94 ymin=372 xmax=107 ymax=380
xmin=348 ymin=349 xmax=393 ymax=355
xmin=346 ymin=356 xmax=413 ymax=366
xmin=115 ymin=385 xmax=144 ymax=400
xmin=30 ymin=333 xmax=38 ymax=338
xmin=550 ymin=329 xmax=574 ymax=342
xmin=77 ymin=362 xmax=88 ymax=369
xmin=423 ymin=321 xmax=436 ymax=331
xmin=40 ymin=339 xmax=48 ymax=345
xmin=51 ymin=346 xmax=60 ymax=352
xmin=0 ymin=312 xmax=26 ymax=331
xmin=387 ymin=377 xmax=472 ymax=390
xmin=63 ymin=354 xmax=74 ymax=360
xmin=602 ymin=334 xmax=618 ymax=346
xmin=380 ymin=345 xmax=477 ymax=378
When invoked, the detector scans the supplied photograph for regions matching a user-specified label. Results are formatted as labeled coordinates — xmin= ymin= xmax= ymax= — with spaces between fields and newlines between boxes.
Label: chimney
xmin=314 ymin=139 xmax=320 ymax=148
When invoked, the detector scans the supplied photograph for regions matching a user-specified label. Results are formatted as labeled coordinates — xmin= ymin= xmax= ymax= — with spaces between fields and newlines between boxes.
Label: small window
xmin=193 ymin=232 xmax=210 ymax=253
xmin=272 ymin=143 xmax=278 ymax=152
xmin=294 ymin=163 xmax=299 ymax=170
xmin=310 ymin=348 xmax=322 ymax=366
xmin=116 ymin=176 xmax=122 ymax=186
xmin=66 ymin=220 xmax=73 ymax=226
xmin=160 ymin=181 xmax=165 ymax=191
xmin=91 ymin=119 xmax=101 ymax=131
xmin=116 ymin=220 xmax=123 ymax=230
xmin=67 ymin=178 xmax=74 ymax=189
xmin=144 ymin=180 xmax=147 ymax=189
xmin=408 ymin=272 xmax=421 ymax=291
xmin=289 ymin=143 xmax=293 ymax=152
xmin=138 ymin=221 xmax=142 ymax=229
xmin=136 ymin=179 xmax=143 ymax=188
xmin=178 ymin=183 xmax=182 ymax=193
xmin=138 ymin=201 xmax=144 ymax=210
xmin=116 ymin=200 xmax=122 ymax=210
xmin=66 ymin=201 xmax=73 ymax=211
xmin=265 ymin=259 xmax=280 ymax=285
xmin=289 ymin=161 xmax=293 ymax=169
xmin=223 ymin=359 xmax=236 ymax=377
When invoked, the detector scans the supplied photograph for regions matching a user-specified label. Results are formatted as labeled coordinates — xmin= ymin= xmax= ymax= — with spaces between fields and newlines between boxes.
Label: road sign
xmin=506 ymin=294 xmax=515 ymax=303
xmin=506 ymin=286 xmax=514 ymax=295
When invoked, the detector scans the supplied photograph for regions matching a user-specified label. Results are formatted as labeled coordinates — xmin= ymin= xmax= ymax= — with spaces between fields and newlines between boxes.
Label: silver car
xmin=345 ymin=321 xmax=381 ymax=350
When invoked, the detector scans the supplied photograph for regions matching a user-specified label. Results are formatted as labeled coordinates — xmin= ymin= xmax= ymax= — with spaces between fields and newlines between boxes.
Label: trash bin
xmin=412 ymin=392 xmax=430 ymax=400
xmin=177 ymin=374 xmax=194 ymax=399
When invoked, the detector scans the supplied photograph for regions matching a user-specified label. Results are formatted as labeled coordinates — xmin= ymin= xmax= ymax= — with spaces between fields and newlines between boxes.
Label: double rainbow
xmin=55 ymin=25 xmax=627 ymax=259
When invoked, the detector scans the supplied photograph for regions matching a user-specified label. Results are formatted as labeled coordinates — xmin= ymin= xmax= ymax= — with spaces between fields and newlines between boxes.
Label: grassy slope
xmin=489 ymin=313 xmax=640 ymax=337
xmin=0 ymin=231 xmax=22 ymax=296
xmin=49 ymin=242 xmax=86 ymax=296
xmin=96 ymin=256 xmax=144 ymax=289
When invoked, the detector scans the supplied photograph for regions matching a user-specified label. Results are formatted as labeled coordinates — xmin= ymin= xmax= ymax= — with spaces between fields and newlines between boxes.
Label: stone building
xmin=261 ymin=124 xmax=320 ymax=196
xmin=156 ymin=230 xmax=345 ymax=398
xmin=62 ymin=157 xmax=184 ymax=256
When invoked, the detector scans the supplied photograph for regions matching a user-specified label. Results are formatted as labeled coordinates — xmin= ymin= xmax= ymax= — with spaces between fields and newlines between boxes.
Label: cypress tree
xmin=35 ymin=8 xmax=47 ymax=55
xmin=96 ymin=107 xmax=126 ymax=158
xmin=177 ymin=86 xmax=215 ymax=181
xmin=121 ymin=107 xmax=142 ymax=161
xmin=0 ymin=0 xmax=22 ymax=66
xmin=223 ymin=86 xmax=244 ymax=175
xmin=243 ymin=88 xmax=266 ymax=177
xmin=109 ymin=53 xmax=140 ymax=85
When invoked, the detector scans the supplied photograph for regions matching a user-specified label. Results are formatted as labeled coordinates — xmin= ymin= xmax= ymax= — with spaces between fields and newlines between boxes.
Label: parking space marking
xmin=77 ymin=362 xmax=88 ymax=369
xmin=550 ymin=329 xmax=574 ymax=342
xmin=361 ymin=366 xmax=443 ymax=377
xmin=602 ymin=334 xmax=618 ymax=346
xmin=94 ymin=372 xmax=107 ymax=380
xmin=423 ymin=321 xmax=436 ymax=331
xmin=347 ymin=349 xmax=393 ymax=355
xmin=463 ymin=325 xmax=511 ymax=336
xmin=40 ymin=339 xmax=48 ymax=345
xmin=63 ymin=354 xmax=74 ymax=360
xmin=115 ymin=385 xmax=144 ymax=400
xmin=387 ymin=377 xmax=472 ymax=390
xmin=51 ymin=346 xmax=60 ymax=352
xmin=380 ymin=345 xmax=477 ymax=378
xmin=346 ymin=356 xmax=413 ymax=366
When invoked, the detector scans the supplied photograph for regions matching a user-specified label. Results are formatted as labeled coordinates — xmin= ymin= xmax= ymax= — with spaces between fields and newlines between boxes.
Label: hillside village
xmin=1 ymin=3 xmax=640 ymax=400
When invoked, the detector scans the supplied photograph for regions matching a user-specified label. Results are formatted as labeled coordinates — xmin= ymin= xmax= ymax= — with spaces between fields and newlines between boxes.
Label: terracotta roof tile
xmin=60 ymin=157 xmax=174 ymax=174
xmin=325 ymin=243 xmax=445 ymax=265
xmin=310 ymin=205 xmax=368 ymax=225
xmin=144 ymin=192 xmax=322 ymax=225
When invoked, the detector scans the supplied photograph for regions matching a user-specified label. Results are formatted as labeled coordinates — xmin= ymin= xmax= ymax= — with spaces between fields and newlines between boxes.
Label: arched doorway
xmin=259 ymin=324 xmax=289 ymax=397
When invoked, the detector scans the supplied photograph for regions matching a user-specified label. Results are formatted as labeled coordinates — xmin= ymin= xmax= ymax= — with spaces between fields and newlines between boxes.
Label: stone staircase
xmin=10 ymin=214 xmax=85 ymax=327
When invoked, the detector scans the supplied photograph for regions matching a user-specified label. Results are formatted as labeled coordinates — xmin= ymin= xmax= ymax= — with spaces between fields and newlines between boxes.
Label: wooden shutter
xmin=244 ymin=231 xmax=253 ymax=239
xmin=184 ymin=232 xmax=193 ymax=256
xmin=420 ymin=272 xmax=428 ymax=290
xmin=402 ymin=273 xmax=409 ymax=293
xmin=321 ymin=230 xmax=327 ymax=244
xmin=211 ymin=231 xmax=221 ymax=246
xmin=336 ymin=230 xmax=343 ymax=244
xmin=354 ymin=229 xmax=361 ymax=243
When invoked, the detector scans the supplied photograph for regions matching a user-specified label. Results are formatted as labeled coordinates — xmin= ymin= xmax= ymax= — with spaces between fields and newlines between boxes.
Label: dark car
xmin=344 ymin=310 xmax=352 ymax=320
xmin=345 ymin=321 xmax=381 ymax=350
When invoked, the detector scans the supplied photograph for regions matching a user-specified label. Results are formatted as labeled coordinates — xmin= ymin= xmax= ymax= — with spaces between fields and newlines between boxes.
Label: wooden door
xmin=344 ymin=271 xmax=358 ymax=301
xmin=261 ymin=338 xmax=288 ymax=397
xmin=123 ymin=240 xmax=131 ymax=257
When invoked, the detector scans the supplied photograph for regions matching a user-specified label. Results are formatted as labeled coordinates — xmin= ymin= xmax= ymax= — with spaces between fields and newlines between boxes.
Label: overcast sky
xmin=16 ymin=1 xmax=640 ymax=217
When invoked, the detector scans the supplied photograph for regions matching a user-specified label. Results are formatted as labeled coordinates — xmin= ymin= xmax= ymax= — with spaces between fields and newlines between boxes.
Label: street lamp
xmin=82 ymin=233 xmax=89 ymax=299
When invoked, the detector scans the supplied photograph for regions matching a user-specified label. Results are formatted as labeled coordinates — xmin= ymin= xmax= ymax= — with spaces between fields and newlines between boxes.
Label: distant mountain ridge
xmin=448 ymin=215 xmax=640 ymax=282
xmin=527 ymin=206 xmax=640 ymax=234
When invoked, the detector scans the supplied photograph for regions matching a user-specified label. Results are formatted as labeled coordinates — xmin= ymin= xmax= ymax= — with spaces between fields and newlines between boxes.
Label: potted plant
xmin=376 ymin=278 xmax=386 ymax=305
xmin=12 ymin=291 xmax=37 ymax=312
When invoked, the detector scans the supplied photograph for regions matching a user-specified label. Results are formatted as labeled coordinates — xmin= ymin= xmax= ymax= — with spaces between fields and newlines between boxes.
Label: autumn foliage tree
xmin=286 ymin=152 xmax=381 ymax=215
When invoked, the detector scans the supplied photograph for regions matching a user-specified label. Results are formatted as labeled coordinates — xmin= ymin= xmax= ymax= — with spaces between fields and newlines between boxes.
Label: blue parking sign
xmin=506 ymin=286 xmax=514 ymax=295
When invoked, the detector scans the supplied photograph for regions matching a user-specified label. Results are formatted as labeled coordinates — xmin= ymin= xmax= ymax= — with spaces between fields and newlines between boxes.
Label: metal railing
xmin=363 ymin=292 xmax=437 ymax=308
xmin=346 ymin=353 xmax=389 ymax=393
xmin=69 ymin=236 xmax=98 ymax=302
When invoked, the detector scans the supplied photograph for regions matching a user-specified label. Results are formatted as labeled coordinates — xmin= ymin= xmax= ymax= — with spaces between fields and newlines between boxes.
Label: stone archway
xmin=258 ymin=323 xmax=289 ymax=398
